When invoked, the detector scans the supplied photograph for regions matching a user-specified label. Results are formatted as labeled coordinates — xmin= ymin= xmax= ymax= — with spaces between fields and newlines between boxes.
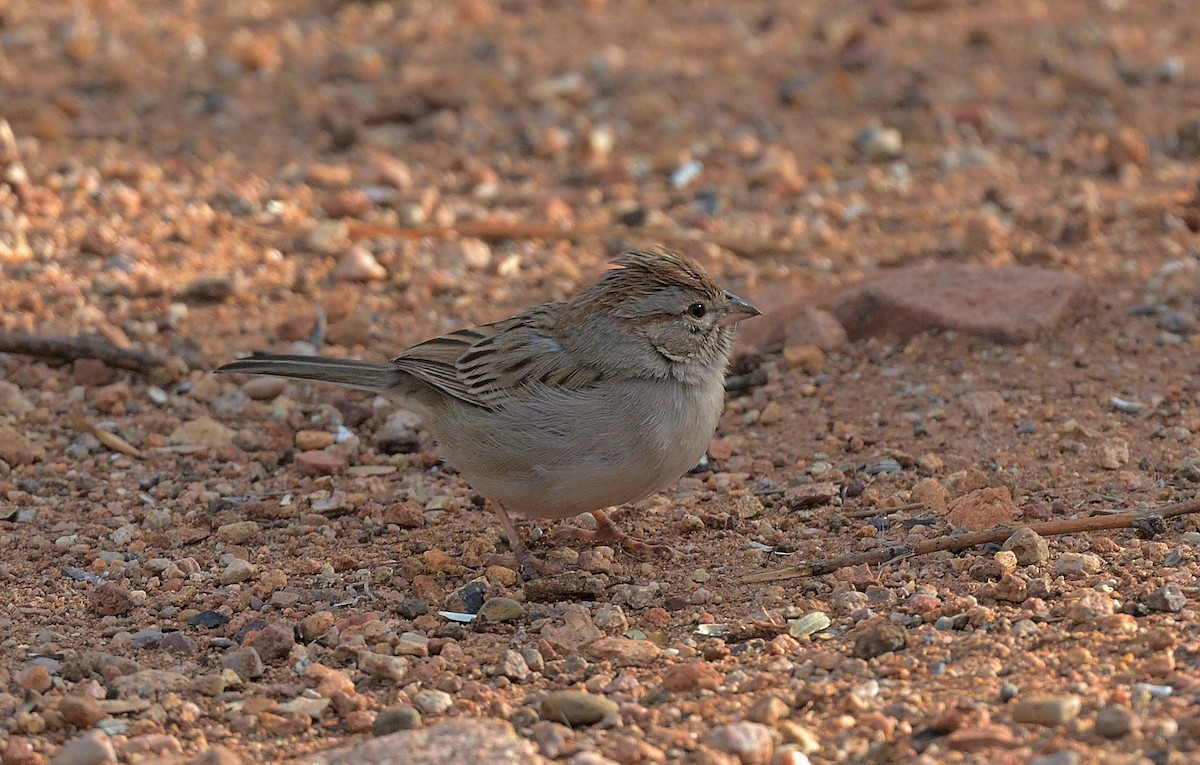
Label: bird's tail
xmin=215 ymin=354 xmax=399 ymax=393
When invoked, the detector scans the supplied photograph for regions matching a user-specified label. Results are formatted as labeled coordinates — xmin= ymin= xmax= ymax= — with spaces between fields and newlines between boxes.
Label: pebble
xmin=748 ymin=696 xmax=789 ymax=726
xmin=444 ymin=580 xmax=488 ymax=614
xmin=294 ymin=449 xmax=348 ymax=476
xmin=0 ymin=425 xmax=47 ymax=465
xmin=373 ymin=705 xmax=421 ymax=735
xmin=334 ymin=246 xmax=386 ymax=282
xmin=217 ymin=521 xmax=259 ymax=544
xmin=852 ymin=623 xmax=906 ymax=659
xmin=2 ymin=738 xmax=39 ymax=765
xmin=88 ymin=582 xmax=134 ymax=616
xmin=300 ymin=611 xmax=335 ymax=641
xmin=1054 ymin=552 xmax=1102 ymax=576
xmin=222 ymin=647 xmax=264 ymax=680
xmin=477 ymin=597 xmax=526 ymax=623
xmin=395 ymin=632 xmax=430 ymax=657
xmin=413 ymin=689 xmax=454 ymax=716
xmin=587 ymin=637 xmax=661 ymax=665
xmin=167 ymin=417 xmax=234 ymax=448
xmin=1011 ymin=694 xmax=1081 ymax=726
xmin=119 ymin=734 xmax=182 ymax=758
xmin=663 ymin=661 xmax=723 ymax=692
xmin=178 ymin=274 xmax=235 ymax=304
xmin=540 ymin=690 xmax=618 ymax=725
xmin=0 ymin=380 xmax=34 ymax=415
xmin=1029 ymin=752 xmax=1080 ymax=765
xmin=306 ymin=219 xmax=349 ymax=254
xmin=295 ymin=429 xmax=335 ymax=450
xmin=703 ymin=721 xmax=776 ymax=765
xmin=946 ymin=487 xmax=1019 ymax=531
xmin=1002 ymin=527 xmax=1050 ymax=565
xmin=359 ymin=652 xmax=409 ymax=682
xmin=592 ymin=604 xmax=629 ymax=633
xmin=161 ymin=632 xmax=198 ymax=654
xmin=17 ymin=664 xmax=52 ymax=693
xmin=279 ymin=696 xmax=331 ymax=718
xmin=242 ymin=376 xmax=287 ymax=400
xmin=191 ymin=745 xmax=246 ymax=765
xmin=219 ymin=558 xmax=256 ymax=584
xmin=51 ymin=729 xmax=115 ymax=765
xmin=855 ymin=124 xmax=903 ymax=160
xmin=1095 ymin=438 xmax=1129 ymax=469
xmin=542 ymin=604 xmax=604 ymax=651
xmin=493 ymin=650 xmax=531 ymax=682
xmin=778 ymin=722 xmax=819 ymax=754
xmin=1144 ymin=583 xmax=1186 ymax=612
xmin=946 ymin=724 xmax=1017 ymax=752
xmin=788 ymin=612 xmax=831 ymax=638
xmin=58 ymin=696 xmax=108 ymax=728
xmin=1094 ymin=703 xmax=1139 ymax=738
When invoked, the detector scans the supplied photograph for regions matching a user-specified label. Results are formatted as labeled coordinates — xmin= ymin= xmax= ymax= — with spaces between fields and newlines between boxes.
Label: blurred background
xmin=2 ymin=0 xmax=1197 ymax=361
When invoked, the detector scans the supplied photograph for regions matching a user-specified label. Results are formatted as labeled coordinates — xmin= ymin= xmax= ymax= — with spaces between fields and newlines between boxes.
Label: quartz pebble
xmin=413 ymin=689 xmax=454 ymax=716
xmin=52 ymin=729 xmax=115 ymax=765
xmin=1011 ymin=694 xmax=1081 ymax=726
xmin=540 ymin=690 xmax=618 ymax=725
xmin=704 ymin=721 xmax=776 ymax=765
xmin=1002 ymin=527 xmax=1050 ymax=565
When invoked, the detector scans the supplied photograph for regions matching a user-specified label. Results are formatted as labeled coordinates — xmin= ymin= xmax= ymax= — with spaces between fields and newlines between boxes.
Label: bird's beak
xmin=720 ymin=291 xmax=762 ymax=325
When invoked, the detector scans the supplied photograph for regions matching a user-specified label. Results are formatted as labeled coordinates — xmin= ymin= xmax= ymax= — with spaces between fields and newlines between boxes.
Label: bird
xmin=215 ymin=250 xmax=760 ymax=574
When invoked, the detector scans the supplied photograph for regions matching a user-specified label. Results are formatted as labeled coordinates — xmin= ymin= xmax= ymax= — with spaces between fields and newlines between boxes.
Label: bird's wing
xmin=390 ymin=304 xmax=602 ymax=409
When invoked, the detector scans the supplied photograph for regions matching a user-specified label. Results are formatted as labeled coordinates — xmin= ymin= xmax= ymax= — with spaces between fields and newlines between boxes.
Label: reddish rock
xmin=72 ymin=358 xmax=114 ymax=387
xmin=58 ymin=695 xmax=108 ymax=728
xmin=829 ymin=264 xmax=1090 ymax=344
xmin=322 ymin=189 xmax=373 ymax=219
xmin=294 ymin=449 xmax=348 ymax=476
xmin=663 ymin=661 xmax=723 ymax=692
xmin=0 ymin=425 xmax=46 ymax=466
xmin=16 ymin=664 xmax=52 ymax=694
xmin=945 ymin=723 xmax=1018 ymax=752
xmin=242 ymin=622 xmax=296 ymax=663
xmin=946 ymin=487 xmax=1020 ymax=531
xmin=1 ymin=737 xmax=43 ymax=765
xmin=89 ymin=582 xmax=134 ymax=616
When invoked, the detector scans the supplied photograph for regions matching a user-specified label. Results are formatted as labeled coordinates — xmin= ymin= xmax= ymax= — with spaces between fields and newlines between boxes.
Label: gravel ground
xmin=3 ymin=1 xmax=1200 ymax=763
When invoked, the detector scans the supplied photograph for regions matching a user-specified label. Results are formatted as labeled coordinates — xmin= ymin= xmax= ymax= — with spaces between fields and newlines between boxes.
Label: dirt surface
xmin=3 ymin=1 xmax=1200 ymax=763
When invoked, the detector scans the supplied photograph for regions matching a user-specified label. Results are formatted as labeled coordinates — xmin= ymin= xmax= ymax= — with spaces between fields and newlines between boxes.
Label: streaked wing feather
xmin=390 ymin=306 xmax=600 ymax=409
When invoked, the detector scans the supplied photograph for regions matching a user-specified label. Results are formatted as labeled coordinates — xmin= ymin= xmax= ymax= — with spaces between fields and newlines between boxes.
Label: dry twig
xmin=738 ymin=496 xmax=1200 ymax=584
xmin=68 ymin=413 xmax=145 ymax=459
xmin=0 ymin=332 xmax=166 ymax=373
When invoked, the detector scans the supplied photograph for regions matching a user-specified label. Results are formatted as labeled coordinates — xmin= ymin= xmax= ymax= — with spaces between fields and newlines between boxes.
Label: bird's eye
xmin=686 ymin=303 xmax=707 ymax=319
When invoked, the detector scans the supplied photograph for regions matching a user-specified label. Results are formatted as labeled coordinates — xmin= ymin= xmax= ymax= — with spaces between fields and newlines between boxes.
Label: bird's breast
xmin=427 ymin=375 xmax=727 ymax=520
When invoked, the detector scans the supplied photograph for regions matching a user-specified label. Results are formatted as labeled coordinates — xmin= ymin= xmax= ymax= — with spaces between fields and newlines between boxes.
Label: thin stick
xmin=737 ymin=496 xmax=1200 ymax=584
xmin=0 ymin=332 xmax=166 ymax=373
xmin=68 ymin=413 xmax=145 ymax=459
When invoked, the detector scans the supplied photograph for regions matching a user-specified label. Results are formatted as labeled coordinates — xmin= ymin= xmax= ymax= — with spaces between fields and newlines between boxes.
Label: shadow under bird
xmin=215 ymin=250 xmax=760 ymax=574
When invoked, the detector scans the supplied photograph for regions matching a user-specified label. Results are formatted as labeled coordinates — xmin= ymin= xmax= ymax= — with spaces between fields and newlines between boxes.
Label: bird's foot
xmin=554 ymin=510 xmax=676 ymax=557
xmin=491 ymin=503 xmax=560 ymax=577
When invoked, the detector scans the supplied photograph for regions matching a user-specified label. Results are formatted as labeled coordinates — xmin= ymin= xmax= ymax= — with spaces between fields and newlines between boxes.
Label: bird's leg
xmin=555 ymin=510 xmax=675 ymax=556
xmin=489 ymin=502 xmax=559 ymax=576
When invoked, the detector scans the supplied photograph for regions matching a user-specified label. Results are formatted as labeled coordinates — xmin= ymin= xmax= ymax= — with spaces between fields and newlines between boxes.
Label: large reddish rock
xmin=829 ymin=264 xmax=1090 ymax=344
